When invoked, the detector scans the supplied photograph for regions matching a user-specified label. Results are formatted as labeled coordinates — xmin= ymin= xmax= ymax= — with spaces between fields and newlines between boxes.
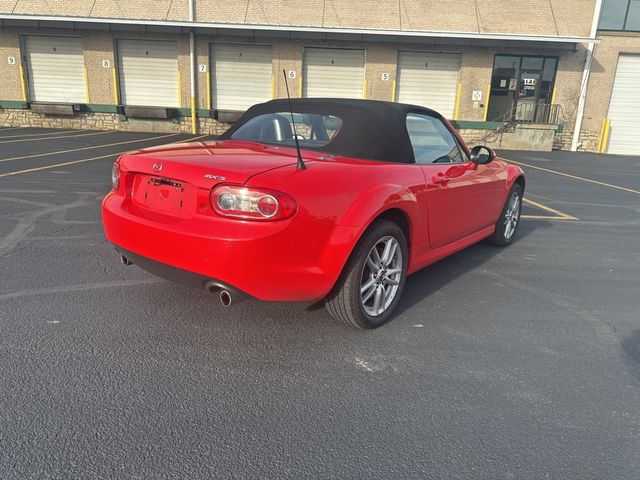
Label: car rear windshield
xmin=230 ymin=112 xmax=343 ymax=148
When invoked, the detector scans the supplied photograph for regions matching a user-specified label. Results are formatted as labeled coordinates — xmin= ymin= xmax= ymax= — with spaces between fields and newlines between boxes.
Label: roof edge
xmin=0 ymin=13 xmax=599 ymax=44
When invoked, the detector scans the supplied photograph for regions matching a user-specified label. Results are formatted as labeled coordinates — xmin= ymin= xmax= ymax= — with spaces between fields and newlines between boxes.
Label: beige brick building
xmin=0 ymin=0 xmax=637 ymax=153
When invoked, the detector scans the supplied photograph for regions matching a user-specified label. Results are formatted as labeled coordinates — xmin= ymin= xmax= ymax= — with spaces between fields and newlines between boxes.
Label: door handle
xmin=432 ymin=174 xmax=449 ymax=186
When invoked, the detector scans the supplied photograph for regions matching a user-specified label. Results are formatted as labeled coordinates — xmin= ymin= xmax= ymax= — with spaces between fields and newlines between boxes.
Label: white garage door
xmin=396 ymin=52 xmax=460 ymax=118
xmin=303 ymin=48 xmax=364 ymax=99
xmin=117 ymin=40 xmax=179 ymax=107
xmin=24 ymin=35 xmax=86 ymax=103
xmin=211 ymin=44 xmax=272 ymax=111
xmin=607 ymin=54 xmax=640 ymax=155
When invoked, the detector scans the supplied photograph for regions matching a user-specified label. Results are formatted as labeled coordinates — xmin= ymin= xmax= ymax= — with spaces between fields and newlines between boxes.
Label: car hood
xmin=119 ymin=139 xmax=317 ymax=187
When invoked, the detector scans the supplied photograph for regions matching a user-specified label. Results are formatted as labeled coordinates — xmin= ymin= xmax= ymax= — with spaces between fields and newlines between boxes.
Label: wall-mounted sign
xmin=7 ymin=56 xmax=16 ymax=65
xmin=102 ymin=59 xmax=111 ymax=68
xmin=499 ymin=79 xmax=507 ymax=88
xmin=381 ymin=72 xmax=390 ymax=81
xmin=523 ymin=78 xmax=537 ymax=86
xmin=509 ymin=78 xmax=518 ymax=91
xmin=199 ymin=64 xmax=207 ymax=73
xmin=288 ymin=70 xmax=297 ymax=79
xmin=472 ymin=90 xmax=482 ymax=101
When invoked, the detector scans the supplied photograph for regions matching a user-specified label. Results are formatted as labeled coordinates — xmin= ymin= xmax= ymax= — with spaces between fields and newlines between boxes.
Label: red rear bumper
xmin=102 ymin=193 xmax=362 ymax=301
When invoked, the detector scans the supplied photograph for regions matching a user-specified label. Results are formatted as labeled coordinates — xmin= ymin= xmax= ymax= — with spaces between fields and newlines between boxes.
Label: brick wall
xmin=0 ymin=29 xmax=23 ymax=102
xmin=582 ymin=32 xmax=640 ymax=134
xmin=3 ymin=0 xmax=189 ymax=20
xmin=0 ymin=0 xmax=596 ymax=38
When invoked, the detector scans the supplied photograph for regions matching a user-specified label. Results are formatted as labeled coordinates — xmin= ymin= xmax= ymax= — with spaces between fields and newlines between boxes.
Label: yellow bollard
xmin=190 ymin=95 xmax=197 ymax=135
xmin=84 ymin=66 xmax=90 ymax=103
xmin=453 ymin=83 xmax=462 ymax=120
xmin=111 ymin=67 xmax=119 ymax=105
xmin=19 ymin=64 xmax=28 ymax=102
xmin=483 ymin=84 xmax=491 ymax=122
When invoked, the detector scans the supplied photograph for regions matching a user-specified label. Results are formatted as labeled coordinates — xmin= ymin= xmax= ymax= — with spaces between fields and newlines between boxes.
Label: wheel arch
xmin=375 ymin=208 xmax=412 ymax=253
xmin=325 ymin=206 xmax=413 ymax=299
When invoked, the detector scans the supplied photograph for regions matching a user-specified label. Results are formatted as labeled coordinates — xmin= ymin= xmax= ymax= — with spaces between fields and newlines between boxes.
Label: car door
xmin=406 ymin=113 xmax=501 ymax=249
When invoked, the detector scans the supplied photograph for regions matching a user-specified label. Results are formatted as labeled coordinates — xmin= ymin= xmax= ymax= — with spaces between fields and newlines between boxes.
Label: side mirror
xmin=470 ymin=146 xmax=496 ymax=165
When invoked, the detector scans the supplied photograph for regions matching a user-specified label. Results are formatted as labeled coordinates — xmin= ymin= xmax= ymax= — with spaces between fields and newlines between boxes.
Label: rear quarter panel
xmin=247 ymin=158 xmax=429 ymax=261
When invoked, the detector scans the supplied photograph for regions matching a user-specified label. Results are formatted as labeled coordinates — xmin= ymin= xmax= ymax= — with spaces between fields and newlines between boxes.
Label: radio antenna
xmin=282 ymin=69 xmax=306 ymax=170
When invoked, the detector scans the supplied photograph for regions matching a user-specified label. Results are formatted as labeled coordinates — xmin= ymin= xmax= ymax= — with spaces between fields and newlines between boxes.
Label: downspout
xmin=189 ymin=0 xmax=197 ymax=135
xmin=570 ymin=0 xmax=603 ymax=151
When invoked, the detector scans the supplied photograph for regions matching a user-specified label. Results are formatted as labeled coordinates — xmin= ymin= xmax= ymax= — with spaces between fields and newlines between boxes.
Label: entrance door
xmin=487 ymin=55 xmax=557 ymax=123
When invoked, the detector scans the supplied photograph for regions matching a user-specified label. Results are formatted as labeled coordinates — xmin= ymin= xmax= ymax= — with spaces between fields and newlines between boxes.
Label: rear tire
xmin=325 ymin=220 xmax=408 ymax=329
xmin=486 ymin=183 xmax=523 ymax=246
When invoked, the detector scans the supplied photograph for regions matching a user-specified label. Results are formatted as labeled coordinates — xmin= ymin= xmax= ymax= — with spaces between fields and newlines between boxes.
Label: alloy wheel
xmin=504 ymin=191 xmax=521 ymax=240
xmin=360 ymin=236 xmax=403 ymax=317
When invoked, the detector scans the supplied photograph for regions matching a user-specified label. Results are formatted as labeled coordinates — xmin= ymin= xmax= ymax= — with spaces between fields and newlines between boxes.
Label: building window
xmin=486 ymin=55 xmax=558 ymax=123
xmin=599 ymin=0 xmax=640 ymax=31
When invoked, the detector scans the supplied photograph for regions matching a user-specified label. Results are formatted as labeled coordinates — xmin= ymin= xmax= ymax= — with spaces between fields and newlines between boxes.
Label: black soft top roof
xmin=219 ymin=98 xmax=444 ymax=163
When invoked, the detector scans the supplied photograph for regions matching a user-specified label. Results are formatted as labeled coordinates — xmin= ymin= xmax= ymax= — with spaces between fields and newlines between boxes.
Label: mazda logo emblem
xmin=152 ymin=162 xmax=163 ymax=173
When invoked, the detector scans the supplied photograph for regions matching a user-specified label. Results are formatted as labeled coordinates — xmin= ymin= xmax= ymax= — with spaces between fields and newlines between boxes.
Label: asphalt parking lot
xmin=1 ymin=127 xmax=639 ymax=479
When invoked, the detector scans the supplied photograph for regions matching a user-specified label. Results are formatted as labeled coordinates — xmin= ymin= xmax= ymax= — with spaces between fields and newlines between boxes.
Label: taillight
xmin=111 ymin=161 xmax=120 ymax=191
xmin=210 ymin=185 xmax=296 ymax=221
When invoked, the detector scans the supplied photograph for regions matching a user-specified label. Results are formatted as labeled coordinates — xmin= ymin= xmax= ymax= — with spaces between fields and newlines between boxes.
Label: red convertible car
xmin=102 ymin=99 xmax=524 ymax=329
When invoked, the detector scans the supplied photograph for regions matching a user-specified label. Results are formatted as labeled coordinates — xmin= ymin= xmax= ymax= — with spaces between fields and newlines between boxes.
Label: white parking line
xmin=0 ymin=130 xmax=112 ymax=145
xmin=0 ymin=134 xmax=210 ymax=178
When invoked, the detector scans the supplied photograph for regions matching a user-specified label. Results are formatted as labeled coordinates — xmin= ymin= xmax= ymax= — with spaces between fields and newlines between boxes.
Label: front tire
xmin=486 ymin=183 xmax=523 ymax=246
xmin=325 ymin=220 xmax=408 ymax=329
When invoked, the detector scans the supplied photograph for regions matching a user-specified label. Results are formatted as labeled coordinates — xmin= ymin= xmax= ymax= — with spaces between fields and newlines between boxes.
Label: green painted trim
xmin=175 ymin=108 xmax=213 ymax=117
xmin=83 ymin=104 xmax=119 ymax=113
xmin=0 ymin=100 xmax=29 ymax=109
xmin=451 ymin=120 xmax=506 ymax=130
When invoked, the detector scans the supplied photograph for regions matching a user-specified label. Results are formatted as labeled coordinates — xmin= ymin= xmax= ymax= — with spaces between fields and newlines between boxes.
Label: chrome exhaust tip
xmin=120 ymin=255 xmax=132 ymax=266
xmin=219 ymin=289 xmax=232 ymax=307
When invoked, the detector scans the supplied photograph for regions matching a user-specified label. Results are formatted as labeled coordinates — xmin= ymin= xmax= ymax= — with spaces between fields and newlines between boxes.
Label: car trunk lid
xmin=118 ymin=140 xmax=304 ymax=220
